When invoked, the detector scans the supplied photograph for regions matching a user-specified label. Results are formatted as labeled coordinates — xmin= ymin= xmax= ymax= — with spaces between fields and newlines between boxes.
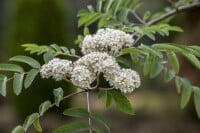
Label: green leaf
xmin=63 ymin=108 xmax=90 ymax=118
xmin=116 ymin=57 xmax=131 ymax=68
xmin=118 ymin=8 xmax=130 ymax=23
xmin=167 ymin=25 xmax=183 ymax=32
xmin=33 ymin=118 xmax=42 ymax=132
xmin=43 ymin=52 xmax=54 ymax=63
xmin=0 ymin=64 xmax=24 ymax=73
xmin=23 ymin=113 xmax=40 ymax=131
xmin=22 ymin=44 xmax=51 ymax=55
xmin=39 ymin=100 xmax=51 ymax=116
xmin=70 ymin=49 xmax=76 ymax=55
xmin=96 ymin=0 xmax=104 ymax=12
xmin=143 ymin=55 xmax=151 ymax=76
xmin=103 ymin=0 xmax=114 ymax=13
xmin=77 ymin=9 xmax=89 ymax=17
xmin=11 ymin=125 xmax=24 ymax=133
xmin=98 ymin=90 xmax=106 ymax=98
xmin=143 ymin=11 xmax=151 ymax=22
xmin=84 ymin=26 xmax=90 ymax=36
xmin=111 ymin=91 xmax=134 ymax=115
xmin=164 ymin=69 xmax=176 ymax=82
xmin=91 ymin=114 xmax=110 ymax=132
xmin=152 ymin=43 xmax=188 ymax=53
xmin=53 ymin=88 xmax=63 ymax=107
xmin=13 ymin=73 xmax=24 ymax=95
xmin=50 ymin=44 xmax=62 ymax=52
xmin=193 ymin=87 xmax=200 ymax=118
xmin=92 ymin=127 xmax=104 ymax=133
xmin=9 ymin=55 xmax=40 ymax=69
xmin=60 ymin=47 xmax=70 ymax=55
xmin=78 ymin=13 xmax=103 ymax=27
xmin=175 ymin=76 xmax=182 ymax=94
xmin=0 ymin=75 xmax=7 ymax=96
xmin=183 ymin=53 xmax=200 ymax=70
xmin=112 ymin=0 xmax=123 ymax=15
xmin=167 ymin=51 xmax=179 ymax=74
xmin=24 ymin=69 xmax=39 ymax=89
xmin=180 ymin=78 xmax=192 ymax=109
xmin=98 ymin=16 xmax=107 ymax=28
xmin=53 ymin=122 xmax=90 ymax=133
xmin=150 ymin=58 xmax=164 ymax=78
xmin=142 ymin=29 xmax=155 ymax=40
xmin=139 ymin=44 xmax=163 ymax=58
xmin=130 ymin=52 xmax=139 ymax=64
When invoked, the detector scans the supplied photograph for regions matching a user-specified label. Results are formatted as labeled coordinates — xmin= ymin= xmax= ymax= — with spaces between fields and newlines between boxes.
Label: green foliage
xmin=63 ymin=108 xmax=90 ymax=118
xmin=10 ymin=55 xmax=41 ymax=69
xmin=63 ymin=107 xmax=110 ymax=132
xmin=33 ymin=118 xmax=42 ymax=132
xmin=0 ymin=64 xmax=24 ymax=73
xmin=22 ymin=44 xmax=78 ymax=58
xmin=0 ymin=55 xmax=40 ymax=96
xmin=98 ymin=90 xmax=134 ymax=115
xmin=39 ymin=100 xmax=52 ymax=116
xmin=11 ymin=126 xmax=25 ymax=133
xmin=0 ymin=75 xmax=7 ymax=97
xmin=53 ymin=88 xmax=64 ymax=107
xmin=23 ymin=113 xmax=40 ymax=131
xmin=164 ymin=69 xmax=176 ymax=82
xmin=111 ymin=90 xmax=134 ymax=115
xmin=53 ymin=122 xmax=90 ymax=133
xmin=180 ymin=78 xmax=192 ymax=109
xmin=167 ymin=51 xmax=180 ymax=74
xmin=193 ymin=87 xmax=200 ymax=118
xmin=24 ymin=69 xmax=39 ymax=88
xmin=13 ymin=73 xmax=25 ymax=95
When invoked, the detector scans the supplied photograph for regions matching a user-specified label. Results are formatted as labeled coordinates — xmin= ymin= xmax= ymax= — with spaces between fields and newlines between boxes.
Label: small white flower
xmin=40 ymin=58 xmax=73 ymax=81
xmin=75 ymin=52 xmax=120 ymax=74
xmin=106 ymin=68 xmax=141 ymax=93
xmin=81 ymin=28 xmax=134 ymax=55
xmin=71 ymin=65 xmax=95 ymax=88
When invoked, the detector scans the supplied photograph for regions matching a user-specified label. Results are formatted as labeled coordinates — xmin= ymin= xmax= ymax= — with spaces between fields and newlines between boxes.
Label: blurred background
xmin=0 ymin=0 xmax=200 ymax=133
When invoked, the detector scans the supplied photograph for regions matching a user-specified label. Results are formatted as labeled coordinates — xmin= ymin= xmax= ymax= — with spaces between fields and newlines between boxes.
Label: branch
xmin=147 ymin=2 xmax=200 ymax=26
xmin=86 ymin=92 xmax=92 ymax=133
xmin=50 ymin=89 xmax=88 ymax=108
xmin=132 ymin=11 xmax=146 ymax=25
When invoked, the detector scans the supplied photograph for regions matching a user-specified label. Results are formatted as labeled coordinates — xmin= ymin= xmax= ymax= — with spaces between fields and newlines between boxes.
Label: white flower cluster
xmin=40 ymin=58 xmax=73 ymax=81
xmin=74 ymin=52 xmax=120 ymax=73
xmin=81 ymin=28 xmax=134 ymax=55
xmin=40 ymin=28 xmax=141 ymax=93
xmin=71 ymin=65 xmax=95 ymax=88
xmin=71 ymin=52 xmax=141 ymax=93
xmin=71 ymin=52 xmax=120 ymax=88
xmin=105 ymin=68 xmax=141 ymax=93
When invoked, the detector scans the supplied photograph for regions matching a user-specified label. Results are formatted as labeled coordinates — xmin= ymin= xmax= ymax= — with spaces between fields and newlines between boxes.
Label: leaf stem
xmin=86 ymin=91 xmax=92 ymax=133
xmin=50 ymin=90 xmax=88 ymax=108
xmin=132 ymin=11 xmax=146 ymax=25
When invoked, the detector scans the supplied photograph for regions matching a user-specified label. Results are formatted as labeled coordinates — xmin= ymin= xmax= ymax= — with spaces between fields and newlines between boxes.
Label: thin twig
xmin=86 ymin=91 xmax=92 ymax=133
xmin=98 ymin=87 xmax=114 ymax=91
xmin=50 ymin=90 xmax=88 ymax=108
xmin=133 ymin=36 xmax=143 ymax=46
xmin=146 ymin=1 xmax=200 ymax=26
xmin=132 ymin=11 xmax=146 ymax=25
xmin=6 ymin=72 xmax=28 ymax=82
xmin=7 ymin=77 xmax=14 ymax=82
